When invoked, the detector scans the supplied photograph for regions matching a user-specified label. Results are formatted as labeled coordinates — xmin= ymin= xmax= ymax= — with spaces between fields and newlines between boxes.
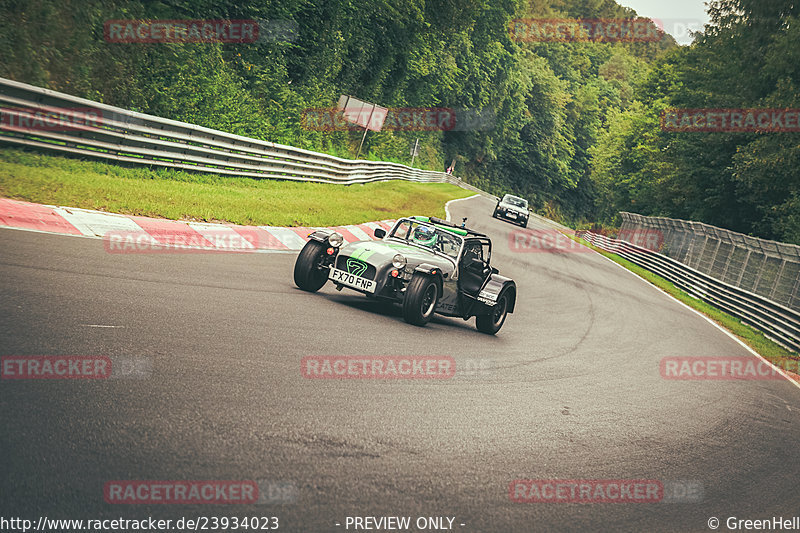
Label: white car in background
xmin=492 ymin=194 xmax=529 ymax=228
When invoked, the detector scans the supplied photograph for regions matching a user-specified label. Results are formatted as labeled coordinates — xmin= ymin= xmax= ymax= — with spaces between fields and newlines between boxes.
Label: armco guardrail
xmin=0 ymin=77 xmax=485 ymax=193
xmin=579 ymin=230 xmax=800 ymax=353
xmin=620 ymin=212 xmax=800 ymax=313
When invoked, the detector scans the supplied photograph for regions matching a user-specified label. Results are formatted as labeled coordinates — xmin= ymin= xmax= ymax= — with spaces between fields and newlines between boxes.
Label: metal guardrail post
xmin=694 ymin=234 xmax=710 ymax=272
xmin=708 ymin=238 xmax=723 ymax=277
xmin=791 ymin=275 xmax=800 ymax=310
xmin=752 ymin=250 xmax=768 ymax=294
xmin=770 ymin=260 xmax=787 ymax=301
xmin=736 ymin=250 xmax=752 ymax=287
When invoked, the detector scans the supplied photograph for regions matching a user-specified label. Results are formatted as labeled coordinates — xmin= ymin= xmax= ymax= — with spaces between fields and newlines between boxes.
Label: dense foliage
xmin=591 ymin=0 xmax=800 ymax=242
xmin=0 ymin=0 xmax=796 ymax=242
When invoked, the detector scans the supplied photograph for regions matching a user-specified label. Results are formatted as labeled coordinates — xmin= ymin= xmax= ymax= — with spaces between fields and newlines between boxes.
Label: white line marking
xmin=346 ymin=225 xmax=372 ymax=241
xmin=0 ymin=225 xmax=97 ymax=238
xmin=259 ymin=226 xmax=306 ymax=250
xmin=445 ymin=194 xmax=481 ymax=222
xmin=0 ymin=225 xmax=298 ymax=252
xmin=80 ymin=324 xmax=125 ymax=328
xmin=52 ymin=207 xmax=149 ymax=237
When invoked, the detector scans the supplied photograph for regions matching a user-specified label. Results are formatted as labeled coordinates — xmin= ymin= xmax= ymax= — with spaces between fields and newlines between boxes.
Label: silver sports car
xmin=293 ymin=216 xmax=517 ymax=334
xmin=493 ymin=194 xmax=529 ymax=227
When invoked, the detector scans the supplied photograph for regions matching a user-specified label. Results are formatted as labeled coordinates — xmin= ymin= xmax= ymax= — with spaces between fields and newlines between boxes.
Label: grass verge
xmin=0 ymin=149 xmax=475 ymax=226
xmin=566 ymin=232 xmax=799 ymax=378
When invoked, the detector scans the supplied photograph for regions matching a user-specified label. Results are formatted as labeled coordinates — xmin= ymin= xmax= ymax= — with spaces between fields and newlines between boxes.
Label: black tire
xmin=294 ymin=240 xmax=329 ymax=292
xmin=520 ymin=219 xmax=528 ymax=228
xmin=476 ymin=292 xmax=509 ymax=335
xmin=402 ymin=275 xmax=439 ymax=326
xmin=492 ymin=208 xmax=498 ymax=218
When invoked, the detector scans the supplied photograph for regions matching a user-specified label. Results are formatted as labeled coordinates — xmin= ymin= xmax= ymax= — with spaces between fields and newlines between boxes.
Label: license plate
xmin=329 ymin=268 xmax=376 ymax=293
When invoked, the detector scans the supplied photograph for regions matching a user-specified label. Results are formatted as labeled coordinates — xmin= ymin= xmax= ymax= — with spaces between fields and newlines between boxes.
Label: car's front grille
xmin=336 ymin=255 xmax=377 ymax=280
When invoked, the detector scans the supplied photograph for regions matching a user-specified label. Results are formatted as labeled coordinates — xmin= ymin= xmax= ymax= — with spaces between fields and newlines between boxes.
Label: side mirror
xmin=374 ymin=228 xmax=386 ymax=239
xmin=491 ymin=267 xmax=499 ymax=275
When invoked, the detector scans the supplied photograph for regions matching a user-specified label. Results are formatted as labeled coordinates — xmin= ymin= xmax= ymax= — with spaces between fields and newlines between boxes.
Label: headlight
xmin=392 ymin=254 xmax=407 ymax=269
xmin=328 ymin=232 xmax=344 ymax=247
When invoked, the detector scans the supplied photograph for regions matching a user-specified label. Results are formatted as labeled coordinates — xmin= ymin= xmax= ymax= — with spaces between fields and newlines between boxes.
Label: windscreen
xmin=504 ymin=195 xmax=528 ymax=208
xmin=391 ymin=220 xmax=463 ymax=259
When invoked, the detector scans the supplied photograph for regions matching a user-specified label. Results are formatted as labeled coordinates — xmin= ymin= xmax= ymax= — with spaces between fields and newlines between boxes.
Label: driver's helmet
xmin=411 ymin=225 xmax=437 ymax=247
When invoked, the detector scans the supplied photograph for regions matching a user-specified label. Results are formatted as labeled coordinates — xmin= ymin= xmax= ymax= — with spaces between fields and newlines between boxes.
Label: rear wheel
xmin=294 ymin=241 xmax=330 ymax=292
xmin=476 ymin=292 xmax=508 ymax=334
xmin=403 ymin=275 xmax=439 ymax=326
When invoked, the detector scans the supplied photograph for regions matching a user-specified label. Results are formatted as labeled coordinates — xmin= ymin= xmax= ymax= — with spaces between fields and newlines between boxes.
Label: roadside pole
xmin=355 ymin=104 xmax=376 ymax=160
xmin=410 ymin=138 xmax=419 ymax=167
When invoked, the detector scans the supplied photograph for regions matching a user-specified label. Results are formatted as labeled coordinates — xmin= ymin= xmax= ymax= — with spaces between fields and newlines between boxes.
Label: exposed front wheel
xmin=293 ymin=240 xmax=330 ymax=292
xmin=402 ymin=275 xmax=439 ymax=326
xmin=476 ymin=293 xmax=509 ymax=334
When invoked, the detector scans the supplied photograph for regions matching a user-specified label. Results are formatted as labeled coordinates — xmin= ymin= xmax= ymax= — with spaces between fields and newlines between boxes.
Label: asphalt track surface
xmin=1 ymin=195 xmax=799 ymax=532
